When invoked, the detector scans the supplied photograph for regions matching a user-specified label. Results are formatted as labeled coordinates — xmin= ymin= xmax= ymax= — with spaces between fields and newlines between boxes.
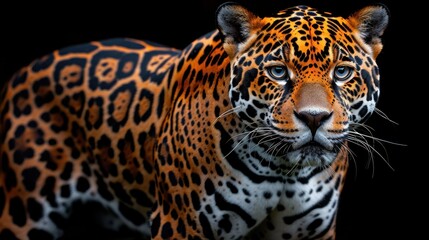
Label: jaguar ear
xmin=348 ymin=4 xmax=389 ymax=58
xmin=216 ymin=2 xmax=262 ymax=58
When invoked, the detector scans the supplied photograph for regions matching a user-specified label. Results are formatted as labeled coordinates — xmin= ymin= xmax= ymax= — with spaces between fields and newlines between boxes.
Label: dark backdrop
xmin=0 ymin=1 xmax=423 ymax=239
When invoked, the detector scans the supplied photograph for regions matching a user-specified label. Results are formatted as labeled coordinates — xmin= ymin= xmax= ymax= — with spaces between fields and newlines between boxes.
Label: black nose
xmin=294 ymin=110 xmax=332 ymax=136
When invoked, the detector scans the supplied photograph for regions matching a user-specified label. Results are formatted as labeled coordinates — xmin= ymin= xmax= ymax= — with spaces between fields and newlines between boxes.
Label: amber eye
xmin=333 ymin=65 xmax=354 ymax=82
xmin=267 ymin=66 xmax=289 ymax=83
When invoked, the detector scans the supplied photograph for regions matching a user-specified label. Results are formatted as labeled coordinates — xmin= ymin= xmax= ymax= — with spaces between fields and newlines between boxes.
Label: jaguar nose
xmin=294 ymin=110 xmax=332 ymax=136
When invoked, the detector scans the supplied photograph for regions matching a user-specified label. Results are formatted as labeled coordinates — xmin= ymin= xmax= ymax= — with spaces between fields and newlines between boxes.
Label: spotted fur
xmin=0 ymin=3 xmax=389 ymax=240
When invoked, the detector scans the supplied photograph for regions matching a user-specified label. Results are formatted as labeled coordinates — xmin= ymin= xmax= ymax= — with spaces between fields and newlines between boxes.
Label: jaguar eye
xmin=333 ymin=65 xmax=354 ymax=82
xmin=267 ymin=66 xmax=289 ymax=82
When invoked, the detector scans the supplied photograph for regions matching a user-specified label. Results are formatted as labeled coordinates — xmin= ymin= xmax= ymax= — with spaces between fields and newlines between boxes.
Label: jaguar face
xmin=217 ymin=4 xmax=388 ymax=167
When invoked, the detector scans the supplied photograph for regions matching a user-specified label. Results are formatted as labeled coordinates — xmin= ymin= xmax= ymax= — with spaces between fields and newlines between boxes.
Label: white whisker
xmin=213 ymin=106 xmax=242 ymax=124
xmin=347 ymin=132 xmax=395 ymax=176
xmin=350 ymin=130 xmax=406 ymax=147
xmin=374 ymin=108 xmax=399 ymax=125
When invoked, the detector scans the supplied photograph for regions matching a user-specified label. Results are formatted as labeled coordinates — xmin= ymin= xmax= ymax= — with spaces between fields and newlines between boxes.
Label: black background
xmin=0 ymin=0 xmax=423 ymax=239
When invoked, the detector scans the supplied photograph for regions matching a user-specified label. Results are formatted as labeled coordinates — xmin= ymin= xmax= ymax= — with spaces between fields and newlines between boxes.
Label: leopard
xmin=0 ymin=2 xmax=389 ymax=239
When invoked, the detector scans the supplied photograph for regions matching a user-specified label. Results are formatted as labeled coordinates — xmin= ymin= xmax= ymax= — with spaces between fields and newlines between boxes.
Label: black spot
xmin=130 ymin=189 xmax=153 ymax=208
xmin=12 ymin=89 xmax=31 ymax=117
xmin=157 ymin=89 xmax=165 ymax=118
xmin=161 ymin=222 xmax=173 ymax=239
xmin=81 ymin=161 xmax=92 ymax=177
xmin=65 ymin=136 xmax=81 ymax=160
xmin=76 ymin=177 xmax=90 ymax=193
xmin=252 ymin=99 xmax=267 ymax=109
xmin=190 ymin=172 xmax=201 ymax=186
xmin=215 ymin=164 xmax=224 ymax=176
xmin=58 ymin=43 xmax=98 ymax=55
xmin=226 ymin=181 xmax=238 ymax=194
xmin=118 ymin=202 xmax=146 ymax=225
xmin=0 ymin=187 xmax=5 ymax=217
xmin=9 ymin=197 xmax=27 ymax=226
xmin=31 ymin=54 xmax=54 ymax=72
xmin=358 ymin=105 xmax=368 ymax=119
xmin=335 ymin=176 xmax=341 ymax=190
xmin=218 ymin=214 xmax=232 ymax=233
xmin=351 ymin=100 xmax=363 ymax=110
xmin=28 ymin=229 xmax=54 ymax=240
xmin=22 ymin=167 xmax=41 ymax=191
xmin=2 ymin=156 xmax=17 ymax=191
xmin=11 ymin=70 xmax=28 ymax=88
xmin=264 ymin=192 xmax=272 ymax=199
xmin=110 ymin=182 xmax=132 ymax=205
xmin=151 ymin=212 xmax=161 ymax=237
xmin=117 ymin=130 xmax=135 ymax=165
xmin=122 ymin=169 xmax=135 ymax=184
xmin=191 ymin=191 xmax=201 ymax=211
xmin=60 ymin=185 xmax=71 ymax=198
xmin=49 ymin=212 xmax=66 ymax=228
xmin=33 ymin=77 xmax=54 ymax=107
xmin=108 ymin=163 xmax=118 ymax=177
xmin=199 ymin=212 xmax=215 ymax=239
xmin=0 ymin=229 xmax=19 ymax=240
xmin=204 ymin=178 xmax=215 ymax=195
xmin=60 ymin=162 xmax=73 ymax=181
xmin=14 ymin=125 xmax=25 ymax=138
xmin=187 ymin=42 xmax=202 ymax=61
xmin=13 ymin=148 xmax=34 ymax=164
xmin=307 ymin=218 xmax=323 ymax=231
xmin=40 ymin=176 xmax=58 ymax=207
xmin=361 ymin=69 xmax=375 ymax=101
xmin=0 ymin=116 xmax=11 ymax=145
xmin=177 ymin=218 xmax=186 ymax=238
xmin=168 ymin=171 xmax=178 ymax=186
xmin=95 ymin=171 xmax=114 ymax=201
xmin=61 ymin=91 xmax=86 ymax=117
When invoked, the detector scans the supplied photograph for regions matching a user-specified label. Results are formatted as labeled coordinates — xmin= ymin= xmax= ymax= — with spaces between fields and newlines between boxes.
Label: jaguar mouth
xmin=295 ymin=141 xmax=329 ymax=157
xmin=300 ymin=140 xmax=324 ymax=149
xmin=284 ymin=139 xmax=342 ymax=167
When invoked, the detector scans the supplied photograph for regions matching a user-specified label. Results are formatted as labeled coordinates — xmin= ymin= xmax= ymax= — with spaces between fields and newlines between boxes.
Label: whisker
xmin=213 ymin=106 xmax=242 ymax=124
xmin=347 ymin=133 xmax=395 ymax=176
xmin=374 ymin=108 xmax=399 ymax=125
xmin=350 ymin=129 xmax=406 ymax=147
xmin=223 ymin=128 xmax=258 ymax=158
xmin=338 ymin=143 xmax=358 ymax=178
xmin=285 ymin=160 xmax=300 ymax=176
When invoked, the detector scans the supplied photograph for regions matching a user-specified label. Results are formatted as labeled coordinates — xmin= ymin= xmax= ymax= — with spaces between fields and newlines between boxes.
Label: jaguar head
xmin=216 ymin=3 xmax=389 ymax=167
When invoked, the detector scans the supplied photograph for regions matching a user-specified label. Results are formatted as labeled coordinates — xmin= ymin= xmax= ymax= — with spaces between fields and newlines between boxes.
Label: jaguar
xmin=0 ymin=2 xmax=389 ymax=239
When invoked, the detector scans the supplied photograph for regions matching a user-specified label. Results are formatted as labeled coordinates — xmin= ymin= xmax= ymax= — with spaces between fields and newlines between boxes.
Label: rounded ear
xmin=348 ymin=4 xmax=389 ymax=58
xmin=216 ymin=2 xmax=262 ymax=57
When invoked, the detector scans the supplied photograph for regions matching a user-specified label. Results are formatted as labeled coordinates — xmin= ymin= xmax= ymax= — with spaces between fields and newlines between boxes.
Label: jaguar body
xmin=0 ymin=3 xmax=388 ymax=239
